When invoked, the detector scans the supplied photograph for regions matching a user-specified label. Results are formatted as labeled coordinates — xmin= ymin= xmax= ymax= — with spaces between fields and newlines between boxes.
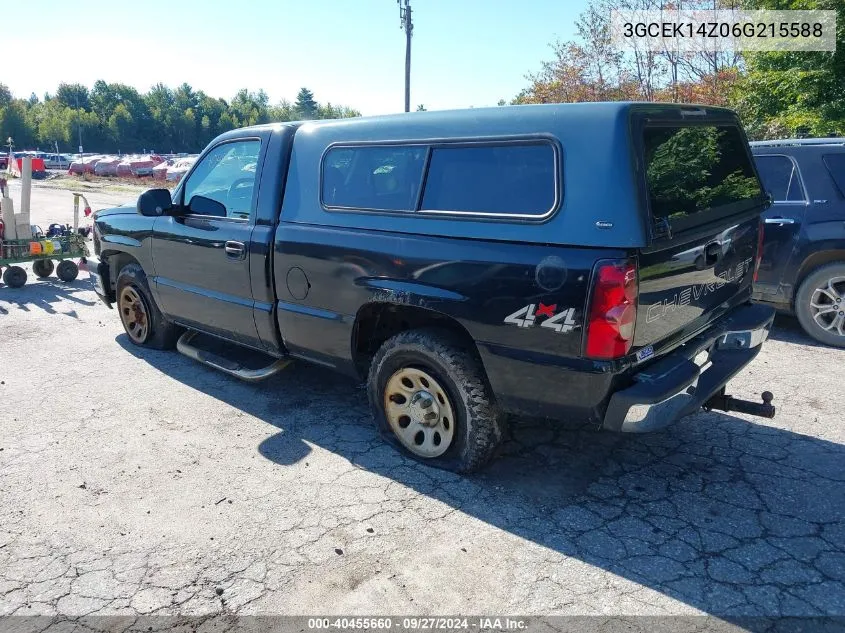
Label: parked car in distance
xmin=87 ymin=103 xmax=777 ymax=472
xmin=751 ymin=138 xmax=845 ymax=347
xmin=44 ymin=154 xmax=71 ymax=170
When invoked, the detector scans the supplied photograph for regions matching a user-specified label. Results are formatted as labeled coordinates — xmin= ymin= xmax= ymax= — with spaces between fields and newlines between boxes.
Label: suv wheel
xmin=795 ymin=262 xmax=845 ymax=348
xmin=116 ymin=263 xmax=179 ymax=350
xmin=367 ymin=328 xmax=505 ymax=473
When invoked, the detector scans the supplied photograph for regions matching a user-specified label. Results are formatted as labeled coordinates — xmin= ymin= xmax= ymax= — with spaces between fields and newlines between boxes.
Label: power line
xmin=398 ymin=0 xmax=413 ymax=113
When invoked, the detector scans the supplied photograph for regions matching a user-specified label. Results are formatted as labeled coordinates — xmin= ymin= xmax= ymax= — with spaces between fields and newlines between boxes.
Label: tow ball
xmin=704 ymin=389 xmax=776 ymax=419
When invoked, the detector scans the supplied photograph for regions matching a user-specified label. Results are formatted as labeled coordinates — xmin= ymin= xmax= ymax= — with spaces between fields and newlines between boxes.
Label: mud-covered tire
xmin=56 ymin=260 xmax=79 ymax=282
xmin=115 ymin=263 xmax=179 ymax=350
xmin=367 ymin=328 xmax=505 ymax=473
xmin=33 ymin=259 xmax=54 ymax=278
xmin=795 ymin=261 xmax=845 ymax=348
xmin=2 ymin=265 xmax=27 ymax=288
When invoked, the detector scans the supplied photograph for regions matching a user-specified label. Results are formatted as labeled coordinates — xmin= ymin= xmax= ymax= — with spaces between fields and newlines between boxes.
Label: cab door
xmin=753 ymin=153 xmax=808 ymax=296
xmin=152 ymin=137 xmax=265 ymax=348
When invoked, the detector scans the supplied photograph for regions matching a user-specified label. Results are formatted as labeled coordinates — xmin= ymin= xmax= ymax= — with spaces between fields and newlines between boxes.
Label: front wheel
xmin=367 ymin=328 xmax=505 ymax=473
xmin=795 ymin=262 xmax=845 ymax=348
xmin=115 ymin=263 xmax=179 ymax=349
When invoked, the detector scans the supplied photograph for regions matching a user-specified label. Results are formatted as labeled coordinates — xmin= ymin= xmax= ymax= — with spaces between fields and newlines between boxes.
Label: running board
xmin=176 ymin=331 xmax=291 ymax=382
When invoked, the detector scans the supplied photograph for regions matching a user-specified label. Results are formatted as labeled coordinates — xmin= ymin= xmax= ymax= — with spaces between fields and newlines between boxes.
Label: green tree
xmin=0 ymin=80 xmax=360 ymax=152
xmin=230 ymin=89 xmax=269 ymax=127
xmin=416 ymin=104 xmax=427 ymax=111
xmin=217 ymin=111 xmax=236 ymax=134
xmin=269 ymin=99 xmax=296 ymax=122
xmin=35 ymin=99 xmax=72 ymax=148
xmin=733 ymin=0 xmax=845 ymax=138
xmin=0 ymin=84 xmax=12 ymax=108
xmin=55 ymin=83 xmax=90 ymax=110
xmin=295 ymin=87 xmax=318 ymax=119
xmin=0 ymin=101 xmax=37 ymax=148
xmin=108 ymin=103 xmax=136 ymax=152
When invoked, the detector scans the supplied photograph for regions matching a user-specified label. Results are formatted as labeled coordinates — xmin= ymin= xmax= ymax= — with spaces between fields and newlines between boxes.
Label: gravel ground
xmin=0 ymin=184 xmax=844 ymax=622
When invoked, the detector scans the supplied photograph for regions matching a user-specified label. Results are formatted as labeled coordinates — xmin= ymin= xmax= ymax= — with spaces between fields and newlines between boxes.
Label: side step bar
xmin=176 ymin=331 xmax=291 ymax=382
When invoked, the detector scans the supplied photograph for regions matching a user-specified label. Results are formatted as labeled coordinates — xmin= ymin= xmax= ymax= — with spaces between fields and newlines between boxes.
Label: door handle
xmin=224 ymin=241 xmax=246 ymax=260
xmin=764 ymin=217 xmax=796 ymax=225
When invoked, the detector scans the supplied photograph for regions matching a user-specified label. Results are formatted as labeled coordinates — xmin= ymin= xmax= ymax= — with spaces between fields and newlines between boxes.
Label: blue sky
xmin=6 ymin=0 xmax=586 ymax=115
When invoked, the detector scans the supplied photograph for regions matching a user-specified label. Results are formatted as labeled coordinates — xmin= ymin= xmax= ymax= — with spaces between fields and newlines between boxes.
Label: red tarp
xmin=117 ymin=155 xmax=159 ymax=177
xmin=13 ymin=158 xmax=46 ymax=173
xmin=94 ymin=158 xmax=121 ymax=176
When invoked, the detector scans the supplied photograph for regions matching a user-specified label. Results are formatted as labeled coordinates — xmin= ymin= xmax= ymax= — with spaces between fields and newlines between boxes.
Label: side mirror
xmin=187 ymin=195 xmax=227 ymax=218
xmin=137 ymin=188 xmax=173 ymax=217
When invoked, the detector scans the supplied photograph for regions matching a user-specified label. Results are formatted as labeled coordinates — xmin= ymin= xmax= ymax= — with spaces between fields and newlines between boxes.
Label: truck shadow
xmin=118 ymin=335 xmax=845 ymax=624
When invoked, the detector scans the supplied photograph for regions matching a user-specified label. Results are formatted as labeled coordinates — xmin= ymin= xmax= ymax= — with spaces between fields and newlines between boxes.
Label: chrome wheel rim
xmin=119 ymin=286 xmax=149 ymax=343
xmin=810 ymin=275 xmax=845 ymax=338
xmin=384 ymin=367 xmax=455 ymax=458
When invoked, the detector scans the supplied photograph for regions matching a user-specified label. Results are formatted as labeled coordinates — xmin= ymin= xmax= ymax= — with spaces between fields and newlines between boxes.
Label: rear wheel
xmin=56 ymin=260 xmax=79 ymax=282
xmin=115 ymin=263 xmax=179 ymax=349
xmin=2 ymin=265 xmax=27 ymax=288
xmin=33 ymin=259 xmax=54 ymax=278
xmin=367 ymin=328 xmax=505 ymax=473
xmin=795 ymin=262 xmax=845 ymax=348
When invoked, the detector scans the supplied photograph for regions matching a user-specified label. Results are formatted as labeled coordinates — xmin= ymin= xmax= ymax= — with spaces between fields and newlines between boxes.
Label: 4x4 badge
xmin=503 ymin=303 xmax=578 ymax=333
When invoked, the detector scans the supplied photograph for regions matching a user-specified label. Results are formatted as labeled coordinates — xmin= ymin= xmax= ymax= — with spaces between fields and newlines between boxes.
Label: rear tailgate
xmin=631 ymin=108 xmax=769 ymax=351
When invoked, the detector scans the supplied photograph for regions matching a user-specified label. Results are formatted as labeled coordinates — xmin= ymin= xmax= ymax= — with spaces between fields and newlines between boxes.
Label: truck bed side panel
xmin=273 ymin=222 xmax=623 ymax=420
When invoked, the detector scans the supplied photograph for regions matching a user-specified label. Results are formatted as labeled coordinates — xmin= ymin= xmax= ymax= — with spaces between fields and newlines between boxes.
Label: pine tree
xmin=295 ymin=87 xmax=318 ymax=119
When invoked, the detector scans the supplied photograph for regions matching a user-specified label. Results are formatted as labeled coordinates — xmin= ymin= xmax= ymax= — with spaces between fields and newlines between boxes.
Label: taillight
xmin=585 ymin=258 xmax=638 ymax=360
xmin=753 ymin=218 xmax=765 ymax=282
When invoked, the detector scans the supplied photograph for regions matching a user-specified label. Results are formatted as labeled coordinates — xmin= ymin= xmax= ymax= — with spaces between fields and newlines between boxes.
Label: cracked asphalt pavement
xmin=1 ymin=186 xmax=844 ymax=621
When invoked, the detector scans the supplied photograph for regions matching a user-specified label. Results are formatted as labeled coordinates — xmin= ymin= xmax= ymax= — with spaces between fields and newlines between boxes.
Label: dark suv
xmin=751 ymin=139 xmax=845 ymax=347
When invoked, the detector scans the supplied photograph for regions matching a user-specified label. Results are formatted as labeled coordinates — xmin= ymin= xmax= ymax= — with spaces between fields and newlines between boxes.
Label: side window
xmin=182 ymin=140 xmax=261 ymax=219
xmin=823 ymin=153 xmax=845 ymax=197
xmin=322 ymin=145 xmax=426 ymax=211
xmin=421 ymin=143 xmax=556 ymax=216
xmin=754 ymin=155 xmax=805 ymax=202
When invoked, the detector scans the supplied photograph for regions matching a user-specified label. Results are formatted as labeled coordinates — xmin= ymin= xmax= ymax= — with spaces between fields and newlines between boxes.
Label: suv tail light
xmin=753 ymin=218 xmax=765 ymax=282
xmin=585 ymin=258 xmax=638 ymax=360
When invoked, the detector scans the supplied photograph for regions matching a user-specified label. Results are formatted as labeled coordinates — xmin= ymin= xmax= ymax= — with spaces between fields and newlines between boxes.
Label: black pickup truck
xmin=87 ymin=103 xmax=776 ymax=472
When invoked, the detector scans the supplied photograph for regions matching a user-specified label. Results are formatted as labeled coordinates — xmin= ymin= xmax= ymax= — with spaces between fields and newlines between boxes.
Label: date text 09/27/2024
xmin=307 ymin=617 xmax=528 ymax=630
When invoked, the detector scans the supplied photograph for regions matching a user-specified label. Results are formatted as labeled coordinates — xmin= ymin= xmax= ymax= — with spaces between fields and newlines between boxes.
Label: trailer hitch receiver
xmin=704 ymin=389 xmax=775 ymax=419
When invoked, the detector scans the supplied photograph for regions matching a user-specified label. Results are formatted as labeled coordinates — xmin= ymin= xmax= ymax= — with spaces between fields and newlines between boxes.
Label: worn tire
xmin=367 ymin=328 xmax=505 ymax=473
xmin=116 ymin=263 xmax=179 ymax=350
xmin=56 ymin=260 xmax=79 ymax=282
xmin=795 ymin=261 xmax=845 ymax=348
xmin=32 ymin=259 xmax=55 ymax=278
xmin=2 ymin=265 xmax=27 ymax=288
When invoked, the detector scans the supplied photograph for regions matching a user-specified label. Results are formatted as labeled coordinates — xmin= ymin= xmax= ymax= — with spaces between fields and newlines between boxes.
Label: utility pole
xmin=76 ymin=93 xmax=83 ymax=156
xmin=398 ymin=0 xmax=413 ymax=113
